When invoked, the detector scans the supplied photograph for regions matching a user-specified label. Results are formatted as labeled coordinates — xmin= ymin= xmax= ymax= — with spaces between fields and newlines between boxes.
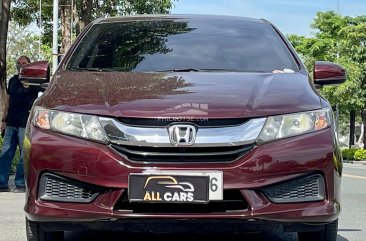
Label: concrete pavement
xmin=338 ymin=163 xmax=366 ymax=241
xmin=0 ymin=176 xmax=25 ymax=241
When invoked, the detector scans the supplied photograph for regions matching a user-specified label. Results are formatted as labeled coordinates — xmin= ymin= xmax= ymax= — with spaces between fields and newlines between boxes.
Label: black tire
xmin=26 ymin=218 xmax=64 ymax=241
xmin=298 ymin=219 xmax=338 ymax=241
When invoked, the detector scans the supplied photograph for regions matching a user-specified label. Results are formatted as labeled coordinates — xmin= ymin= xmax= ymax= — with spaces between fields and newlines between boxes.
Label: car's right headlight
xmin=32 ymin=107 xmax=109 ymax=143
xmin=257 ymin=108 xmax=332 ymax=143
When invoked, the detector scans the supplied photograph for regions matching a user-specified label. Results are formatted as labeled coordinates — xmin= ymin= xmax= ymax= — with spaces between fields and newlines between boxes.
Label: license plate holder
xmin=129 ymin=174 xmax=209 ymax=203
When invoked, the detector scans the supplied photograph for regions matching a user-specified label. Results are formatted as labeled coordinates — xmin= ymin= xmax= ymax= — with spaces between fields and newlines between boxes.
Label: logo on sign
xmin=143 ymin=176 xmax=194 ymax=202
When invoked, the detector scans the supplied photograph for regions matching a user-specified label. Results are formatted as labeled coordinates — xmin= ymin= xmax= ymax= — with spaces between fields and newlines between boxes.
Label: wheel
xmin=26 ymin=218 xmax=64 ymax=241
xmin=298 ymin=219 xmax=338 ymax=241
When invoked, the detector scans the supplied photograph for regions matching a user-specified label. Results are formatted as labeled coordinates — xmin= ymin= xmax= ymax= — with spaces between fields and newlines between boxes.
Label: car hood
xmin=38 ymin=70 xmax=321 ymax=119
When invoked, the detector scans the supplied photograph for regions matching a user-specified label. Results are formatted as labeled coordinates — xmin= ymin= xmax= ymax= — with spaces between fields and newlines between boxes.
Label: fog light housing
xmin=38 ymin=173 xmax=100 ymax=203
xmin=262 ymin=174 xmax=325 ymax=203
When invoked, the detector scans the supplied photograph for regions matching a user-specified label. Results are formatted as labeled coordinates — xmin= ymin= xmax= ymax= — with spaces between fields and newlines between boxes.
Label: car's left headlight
xmin=257 ymin=108 xmax=332 ymax=143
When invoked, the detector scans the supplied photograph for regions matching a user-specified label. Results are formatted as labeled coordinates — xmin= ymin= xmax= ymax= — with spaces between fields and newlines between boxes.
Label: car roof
xmin=94 ymin=14 xmax=267 ymax=25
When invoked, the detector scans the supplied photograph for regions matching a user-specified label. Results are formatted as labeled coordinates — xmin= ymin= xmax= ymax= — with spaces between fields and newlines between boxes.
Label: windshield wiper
xmin=69 ymin=67 xmax=115 ymax=72
xmin=154 ymin=68 xmax=240 ymax=72
xmin=198 ymin=68 xmax=241 ymax=72
xmin=155 ymin=68 xmax=200 ymax=72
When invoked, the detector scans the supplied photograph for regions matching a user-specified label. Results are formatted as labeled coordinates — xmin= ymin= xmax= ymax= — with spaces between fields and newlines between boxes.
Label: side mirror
xmin=19 ymin=61 xmax=50 ymax=86
xmin=313 ymin=61 xmax=346 ymax=86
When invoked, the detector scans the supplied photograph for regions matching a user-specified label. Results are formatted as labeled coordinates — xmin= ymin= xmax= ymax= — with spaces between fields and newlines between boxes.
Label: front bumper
xmin=24 ymin=126 xmax=342 ymax=225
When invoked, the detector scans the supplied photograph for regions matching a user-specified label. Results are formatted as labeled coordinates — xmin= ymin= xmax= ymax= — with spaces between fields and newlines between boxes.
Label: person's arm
xmin=28 ymin=84 xmax=45 ymax=93
xmin=6 ymin=76 xmax=14 ymax=95
xmin=36 ymin=86 xmax=45 ymax=93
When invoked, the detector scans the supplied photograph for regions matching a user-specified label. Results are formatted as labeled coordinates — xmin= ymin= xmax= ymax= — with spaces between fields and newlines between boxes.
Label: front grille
xmin=115 ymin=190 xmax=249 ymax=213
xmin=262 ymin=174 xmax=325 ymax=203
xmin=38 ymin=173 xmax=100 ymax=203
xmin=111 ymin=144 xmax=254 ymax=163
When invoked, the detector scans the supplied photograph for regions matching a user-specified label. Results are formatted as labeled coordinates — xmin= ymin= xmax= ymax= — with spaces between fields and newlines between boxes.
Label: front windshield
xmin=67 ymin=18 xmax=299 ymax=73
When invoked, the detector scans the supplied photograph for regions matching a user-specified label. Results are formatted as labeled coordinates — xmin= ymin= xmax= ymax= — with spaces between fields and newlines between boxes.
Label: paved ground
xmin=0 ymin=163 xmax=365 ymax=241
xmin=0 ymin=176 xmax=25 ymax=241
xmin=338 ymin=163 xmax=366 ymax=241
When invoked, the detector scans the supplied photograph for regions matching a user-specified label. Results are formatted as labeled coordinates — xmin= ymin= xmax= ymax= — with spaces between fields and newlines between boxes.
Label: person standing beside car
xmin=0 ymin=56 xmax=40 ymax=192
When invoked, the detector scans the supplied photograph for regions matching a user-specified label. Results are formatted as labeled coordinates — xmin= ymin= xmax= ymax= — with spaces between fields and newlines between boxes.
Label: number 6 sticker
xmin=210 ymin=177 xmax=218 ymax=192
xmin=207 ymin=172 xmax=223 ymax=200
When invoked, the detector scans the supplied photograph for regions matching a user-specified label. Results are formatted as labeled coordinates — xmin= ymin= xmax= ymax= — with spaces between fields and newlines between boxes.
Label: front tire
xmin=26 ymin=218 xmax=64 ymax=241
xmin=298 ymin=219 xmax=338 ymax=241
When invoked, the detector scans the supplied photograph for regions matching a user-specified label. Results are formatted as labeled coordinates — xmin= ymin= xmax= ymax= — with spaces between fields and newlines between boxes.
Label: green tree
xmin=6 ymin=22 xmax=52 ymax=78
xmin=288 ymin=11 xmax=366 ymax=148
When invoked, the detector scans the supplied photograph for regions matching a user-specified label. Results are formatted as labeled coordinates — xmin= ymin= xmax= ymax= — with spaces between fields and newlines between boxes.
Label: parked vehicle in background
xmin=20 ymin=15 xmax=346 ymax=241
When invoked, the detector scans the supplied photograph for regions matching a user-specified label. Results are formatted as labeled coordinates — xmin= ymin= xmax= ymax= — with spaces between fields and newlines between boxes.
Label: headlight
xmin=257 ymin=109 xmax=332 ymax=143
xmin=33 ymin=107 xmax=109 ymax=143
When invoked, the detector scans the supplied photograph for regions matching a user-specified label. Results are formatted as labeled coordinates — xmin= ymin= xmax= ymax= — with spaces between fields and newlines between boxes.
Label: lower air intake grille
xmin=263 ymin=174 xmax=325 ymax=203
xmin=38 ymin=173 xmax=99 ymax=203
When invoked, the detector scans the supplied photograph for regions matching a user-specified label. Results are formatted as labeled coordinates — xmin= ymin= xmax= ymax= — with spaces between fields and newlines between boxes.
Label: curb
xmin=343 ymin=160 xmax=366 ymax=165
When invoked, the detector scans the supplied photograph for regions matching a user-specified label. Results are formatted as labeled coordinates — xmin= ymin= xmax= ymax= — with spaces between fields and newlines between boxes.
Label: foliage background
xmin=6 ymin=22 xmax=52 ymax=79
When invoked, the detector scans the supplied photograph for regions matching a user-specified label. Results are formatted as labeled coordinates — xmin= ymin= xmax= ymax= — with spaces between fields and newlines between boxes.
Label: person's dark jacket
xmin=5 ymin=75 xmax=41 ymax=128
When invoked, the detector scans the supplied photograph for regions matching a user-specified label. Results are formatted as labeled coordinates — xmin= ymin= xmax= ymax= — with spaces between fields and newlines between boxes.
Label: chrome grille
xmin=39 ymin=173 xmax=99 ymax=203
xmin=111 ymin=144 xmax=254 ymax=163
xmin=99 ymin=118 xmax=266 ymax=148
xmin=263 ymin=174 xmax=325 ymax=203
